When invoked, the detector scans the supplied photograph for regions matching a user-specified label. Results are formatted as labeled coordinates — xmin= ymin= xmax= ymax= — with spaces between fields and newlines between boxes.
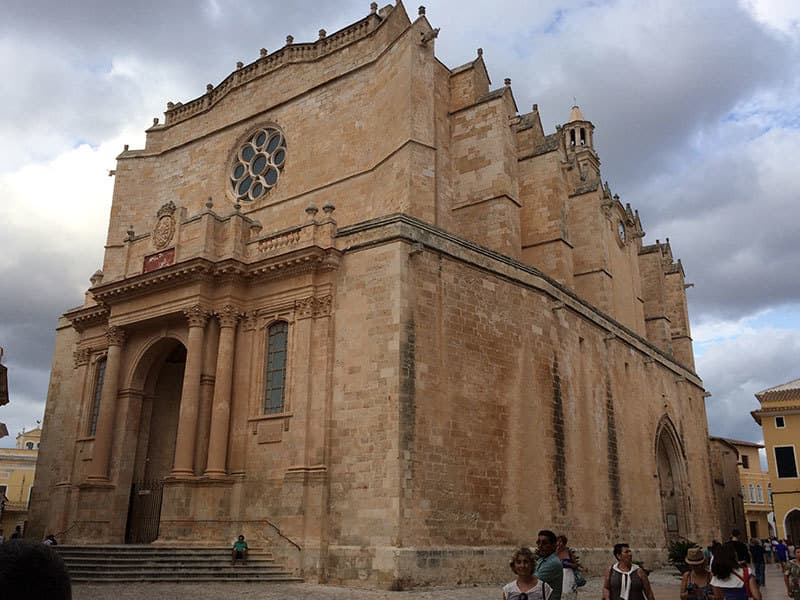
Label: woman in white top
xmin=503 ymin=547 xmax=554 ymax=600
xmin=710 ymin=542 xmax=761 ymax=600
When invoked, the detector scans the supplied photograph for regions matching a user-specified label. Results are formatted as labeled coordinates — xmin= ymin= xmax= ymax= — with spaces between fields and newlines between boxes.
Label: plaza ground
xmin=71 ymin=562 xmax=791 ymax=600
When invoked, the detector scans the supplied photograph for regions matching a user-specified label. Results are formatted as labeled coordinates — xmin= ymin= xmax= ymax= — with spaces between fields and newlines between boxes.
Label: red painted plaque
xmin=143 ymin=247 xmax=175 ymax=273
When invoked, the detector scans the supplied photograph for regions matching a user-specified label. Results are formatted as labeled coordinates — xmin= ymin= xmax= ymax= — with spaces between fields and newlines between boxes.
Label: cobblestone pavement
xmin=73 ymin=569 xmax=684 ymax=600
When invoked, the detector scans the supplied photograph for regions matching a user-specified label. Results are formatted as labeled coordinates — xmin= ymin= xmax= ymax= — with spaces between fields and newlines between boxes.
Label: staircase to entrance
xmin=56 ymin=545 xmax=302 ymax=583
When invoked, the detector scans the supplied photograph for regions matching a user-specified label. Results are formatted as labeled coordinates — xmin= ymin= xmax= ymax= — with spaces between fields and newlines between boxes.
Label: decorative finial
xmin=533 ymin=103 xmax=538 ymax=111
xmin=153 ymin=117 xmax=159 ymax=125
xmin=419 ymin=6 xmax=426 ymax=15
xmin=286 ymin=35 xmax=294 ymax=45
xmin=477 ymin=48 xmax=483 ymax=57
xmin=126 ymin=225 xmax=135 ymax=241
xmin=305 ymin=203 xmax=319 ymax=219
xmin=123 ymin=144 xmax=129 ymax=151
xmin=205 ymin=197 xmax=213 ymax=210
xmin=319 ymin=29 xmax=326 ymax=39
xmin=206 ymin=83 xmax=213 ymax=93
xmin=322 ymin=202 xmax=336 ymax=215
xmin=167 ymin=101 xmax=175 ymax=109
xmin=370 ymin=2 xmax=378 ymax=14
xmin=504 ymin=78 xmax=511 ymax=86
xmin=260 ymin=48 xmax=268 ymax=57
xmin=90 ymin=270 xmax=104 ymax=287
xmin=236 ymin=61 xmax=244 ymax=69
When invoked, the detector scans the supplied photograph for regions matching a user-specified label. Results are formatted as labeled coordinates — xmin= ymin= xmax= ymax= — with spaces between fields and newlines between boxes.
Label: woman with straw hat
xmin=681 ymin=546 xmax=713 ymax=600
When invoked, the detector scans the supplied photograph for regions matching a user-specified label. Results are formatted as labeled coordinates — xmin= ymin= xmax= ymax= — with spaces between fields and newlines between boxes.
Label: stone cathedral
xmin=30 ymin=1 xmax=718 ymax=588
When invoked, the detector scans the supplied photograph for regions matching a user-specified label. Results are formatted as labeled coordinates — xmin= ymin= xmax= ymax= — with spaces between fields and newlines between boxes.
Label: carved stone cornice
xmin=106 ymin=326 xmax=126 ymax=347
xmin=64 ymin=304 xmax=110 ymax=333
xmin=184 ymin=304 xmax=211 ymax=328
xmin=90 ymin=249 xmax=340 ymax=308
xmin=215 ymin=304 xmax=242 ymax=328
xmin=73 ymin=348 xmax=91 ymax=368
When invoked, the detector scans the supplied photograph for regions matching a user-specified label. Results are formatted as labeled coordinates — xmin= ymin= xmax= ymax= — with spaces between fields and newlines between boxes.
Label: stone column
xmin=204 ymin=305 xmax=240 ymax=477
xmin=171 ymin=305 xmax=209 ymax=478
xmin=87 ymin=326 xmax=125 ymax=482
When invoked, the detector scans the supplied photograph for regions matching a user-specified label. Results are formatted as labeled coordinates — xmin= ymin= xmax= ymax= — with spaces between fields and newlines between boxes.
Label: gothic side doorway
xmin=785 ymin=509 xmax=800 ymax=546
xmin=125 ymin=340 xmax=186 ymax=543
xmin=655 ymin=418 xmax=688 ymax=542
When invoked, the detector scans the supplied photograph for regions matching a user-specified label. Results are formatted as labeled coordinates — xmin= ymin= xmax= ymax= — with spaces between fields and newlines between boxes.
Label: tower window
xmin=89 ymin=357 xmax=107 ymax=436
xmin=569 ymin=129 xmax=576 ymax=147
xmin=741 ymin=454 xmax=750 ymax=469
xmin=264 ymin=321 xmax=288 ymax=414
xmin=580 ymin=127 xmax=586 ymax=146
xmin=25 ymin=442 xmax=34 ymax=450
xmin=776 ymin=416 xmax=785 ymax=428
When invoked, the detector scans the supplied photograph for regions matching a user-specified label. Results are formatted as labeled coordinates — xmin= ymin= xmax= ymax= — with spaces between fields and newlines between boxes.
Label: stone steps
xmin=55 ymin=545 xmax=302 ymax=584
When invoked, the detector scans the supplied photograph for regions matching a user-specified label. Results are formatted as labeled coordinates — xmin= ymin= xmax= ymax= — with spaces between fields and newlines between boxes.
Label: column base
xmin=81 ymin=477 xmax=115 ymax=489
xmin=168 ymin=469 xmax=195 ymax=479
xmin=202 ymin=469 xmax=228 ymax=479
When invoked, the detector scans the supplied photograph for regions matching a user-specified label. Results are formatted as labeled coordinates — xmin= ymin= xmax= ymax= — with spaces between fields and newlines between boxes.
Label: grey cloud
xmin=699 ymin=329 xmax=800 ymax=442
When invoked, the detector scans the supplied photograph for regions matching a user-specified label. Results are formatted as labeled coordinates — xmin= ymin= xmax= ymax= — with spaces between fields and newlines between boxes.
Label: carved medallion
xmin=153 ymin=201 xmax=177 ymax=249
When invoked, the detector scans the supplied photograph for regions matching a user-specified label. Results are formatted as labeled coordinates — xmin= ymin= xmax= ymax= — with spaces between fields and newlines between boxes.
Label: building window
xmin=741 ymin=454 xmax=750 ymax=469
xmin=776 ymin=416 xmax=785 ymax=428
xmin=757 ymin=484 xmax=763 ymax=503
xmin=89 ymin=358 xmax=107 ymax=436
xmin=741 ymin=485 xmax=745 ymax=499
xmin=229 ymin=127 xmax=286 ymax=203
xmin=25 ymin=442 xmax=33 ymax=450
xmin=749 ymin=484 xmax=755 ymax=503
xmin=775 ymin=446 xmax=798 ymax=478
xmin=264 ymin=321 xmax=288 ymax=414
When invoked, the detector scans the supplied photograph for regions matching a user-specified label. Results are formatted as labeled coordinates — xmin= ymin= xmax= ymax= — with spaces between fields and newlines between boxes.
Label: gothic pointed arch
xmin=654 ymin=415 xmax=690 ymax=541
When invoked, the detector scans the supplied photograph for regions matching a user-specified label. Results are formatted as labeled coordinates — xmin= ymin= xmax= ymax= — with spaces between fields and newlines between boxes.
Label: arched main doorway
xmin=655 ymin=418 xmax=689 ymax=542
xmin=785 ymin=508 xmax=800 ymax=546
xmin=125 ymin=339 xmax=186 ymax=543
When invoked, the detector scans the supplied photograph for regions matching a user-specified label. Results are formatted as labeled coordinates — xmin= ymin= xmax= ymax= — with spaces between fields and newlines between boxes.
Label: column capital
xmin=184 ymin=304 xmax=211 ymax=328
xmin=215 ymin=304 xmax=243 ymax=328
xmin=73 ymin=347 xmax=91 ymax=368
xmin=106 ymin=326 xmax=126 ymax=346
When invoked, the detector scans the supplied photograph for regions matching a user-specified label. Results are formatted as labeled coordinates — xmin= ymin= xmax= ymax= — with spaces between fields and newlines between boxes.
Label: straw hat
xmin=685 ymin=546 xmax=706 ymax=565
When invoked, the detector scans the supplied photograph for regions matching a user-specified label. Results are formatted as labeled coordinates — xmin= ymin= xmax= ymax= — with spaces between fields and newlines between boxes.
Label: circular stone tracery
xmin=229 ymin=127 xmax=287 ymax=202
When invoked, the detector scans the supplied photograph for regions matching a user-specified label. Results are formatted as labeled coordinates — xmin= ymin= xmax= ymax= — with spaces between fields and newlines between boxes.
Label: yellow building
xmin=752 ymin=378 xmax=800 ymax=543
xmin=725 ymin=439 xmax=772 ymax=539
xmin=0 ymin=427 xmax=40 ymax=536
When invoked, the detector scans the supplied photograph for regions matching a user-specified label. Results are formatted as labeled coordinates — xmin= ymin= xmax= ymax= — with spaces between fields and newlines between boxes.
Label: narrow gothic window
xmin=89 ymin=358 xmax=107 ymax=436
xmin=264 ymin=321 xmax=288 ymax=414
xmin=580 ymin=128 xmax=586 ymax=145
xmin=569 ymin=129 xmax=576 ymax=147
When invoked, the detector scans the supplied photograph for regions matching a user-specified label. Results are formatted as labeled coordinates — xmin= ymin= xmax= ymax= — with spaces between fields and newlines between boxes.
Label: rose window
xmin=229 ymin=127 xmax=286 ymax=202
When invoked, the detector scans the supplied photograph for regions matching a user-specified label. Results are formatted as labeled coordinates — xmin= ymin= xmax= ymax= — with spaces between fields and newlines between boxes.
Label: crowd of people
xmin=502 ymin=530 xmax=655 ymax=600
xmin=502 ymin=529 xmax=800 ymax=600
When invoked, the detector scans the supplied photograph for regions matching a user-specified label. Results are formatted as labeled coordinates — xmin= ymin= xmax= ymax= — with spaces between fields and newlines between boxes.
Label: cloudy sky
xmin=1 ymin=0 xmax=799 ymax=449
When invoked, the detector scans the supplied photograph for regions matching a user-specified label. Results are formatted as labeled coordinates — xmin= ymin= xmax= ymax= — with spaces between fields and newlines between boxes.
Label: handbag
xmin=573 ymin=569 xmax=587 ymax=588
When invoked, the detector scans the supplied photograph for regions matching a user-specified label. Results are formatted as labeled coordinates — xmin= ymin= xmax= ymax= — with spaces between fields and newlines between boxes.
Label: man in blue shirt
xmin=536 ymin=529 xmax=564 ymax=600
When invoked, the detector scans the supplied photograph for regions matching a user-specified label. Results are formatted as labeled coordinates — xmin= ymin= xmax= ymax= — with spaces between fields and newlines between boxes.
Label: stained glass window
xmin=264 ymin=322 xmax=288 ymax=414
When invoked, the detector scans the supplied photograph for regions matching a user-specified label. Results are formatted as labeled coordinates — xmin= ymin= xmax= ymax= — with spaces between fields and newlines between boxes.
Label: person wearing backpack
xmin=710 ymin=542 xmax=761 ymax=600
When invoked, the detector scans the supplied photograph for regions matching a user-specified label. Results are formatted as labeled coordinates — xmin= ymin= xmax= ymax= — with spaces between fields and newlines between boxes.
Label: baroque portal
xmin=29 ymin=2 xmax=718 ymax=588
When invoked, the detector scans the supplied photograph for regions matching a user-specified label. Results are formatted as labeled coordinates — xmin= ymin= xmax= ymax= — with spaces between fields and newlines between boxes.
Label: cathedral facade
xmin=30 ymin=2 xmax=718 ymax=587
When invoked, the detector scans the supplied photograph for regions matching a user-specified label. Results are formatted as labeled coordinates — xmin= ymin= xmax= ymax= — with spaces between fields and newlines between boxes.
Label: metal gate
xmin=126 ymin=479 xmax=164 ymax=543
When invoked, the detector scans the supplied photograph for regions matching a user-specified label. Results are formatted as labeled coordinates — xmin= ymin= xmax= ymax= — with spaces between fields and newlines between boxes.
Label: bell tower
xmin=562 ymin=104 xmax=600 ymax=185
